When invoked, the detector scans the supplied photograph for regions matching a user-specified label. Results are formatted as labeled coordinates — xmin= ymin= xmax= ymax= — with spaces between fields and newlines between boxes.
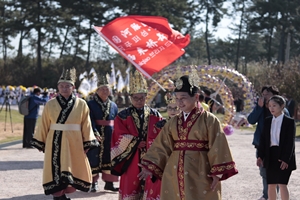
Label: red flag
xmin=94 ymin=15 xmax=190 ymax=78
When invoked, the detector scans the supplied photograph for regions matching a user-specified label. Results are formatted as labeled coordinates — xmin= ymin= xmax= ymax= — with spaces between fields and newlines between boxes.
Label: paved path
xmin=0 ymin=129 xmax=299 ymax=200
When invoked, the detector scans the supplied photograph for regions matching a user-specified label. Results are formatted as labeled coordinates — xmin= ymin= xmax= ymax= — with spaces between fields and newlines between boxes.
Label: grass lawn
xmin=0 ymin=108 xmax=24 ymax=123
xmin=0 ymin=109 xmax=24 ymax=144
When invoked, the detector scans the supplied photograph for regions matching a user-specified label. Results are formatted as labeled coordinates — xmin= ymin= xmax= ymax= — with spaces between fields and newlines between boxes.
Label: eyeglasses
xmin=58 ymin=85 xmax=73 ymax=89
xmin=167 ymin=106 xmax=179 ymax=111
xmin=131 ymin=96 xmax=146 ymax=102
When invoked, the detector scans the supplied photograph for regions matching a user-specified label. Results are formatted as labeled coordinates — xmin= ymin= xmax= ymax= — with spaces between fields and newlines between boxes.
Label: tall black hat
xmin=174 ymin=75 xmax=199 ymax=95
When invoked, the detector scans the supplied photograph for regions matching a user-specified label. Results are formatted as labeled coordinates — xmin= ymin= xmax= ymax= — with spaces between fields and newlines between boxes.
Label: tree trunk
xmin=37 ymin=2 xmax=42 ymax=85
xmin=1 ymin=5 xmax=7 ymax=70
xmin=17 ymin=30 xmax=23 ymax=57
xmin=47 ymin=32 xmax=53 ymax=60
xmin=205 ymin=8 xmax=211 ymax=65
xmin=277 ymin=27 xmax=286 ymax=63
xmin=285 ymin=32 xmax=290 ymax=64
xmin=2 ymin=29 xmax=7 ymax=69
xmin=60 ymin=25 xmax=70 ymax=58
xmin=85 ymin=23 xmax=92 ymax=71
xmin=73 ymin=19 xmax=81 ymax=64
xmin=267 ymin=27 xmax=273 ymax=64
xmin=235 ymin=0 xmax=245 ymax=71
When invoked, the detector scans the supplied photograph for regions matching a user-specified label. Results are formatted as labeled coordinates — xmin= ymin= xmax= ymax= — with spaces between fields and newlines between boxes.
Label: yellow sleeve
xmin=32 ymin=102 xmax=51 ymax=150
xmin=141 ymin=118 xmax=175 ymax=179
xmin=79 ymin=100 xmax=98 ymax=149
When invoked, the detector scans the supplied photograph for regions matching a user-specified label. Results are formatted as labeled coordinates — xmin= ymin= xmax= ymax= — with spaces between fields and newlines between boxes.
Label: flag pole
xmin=93 ymin=25 xmax=166 ymax=92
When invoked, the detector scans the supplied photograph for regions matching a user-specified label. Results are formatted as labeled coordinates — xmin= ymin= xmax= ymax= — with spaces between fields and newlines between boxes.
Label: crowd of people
xmin=0 ymin=68 xmax=297 ymax=200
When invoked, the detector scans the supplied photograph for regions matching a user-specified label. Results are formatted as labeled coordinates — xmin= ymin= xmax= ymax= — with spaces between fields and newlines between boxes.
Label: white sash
xmin=50 ymin=124 xmax=81 ymax=131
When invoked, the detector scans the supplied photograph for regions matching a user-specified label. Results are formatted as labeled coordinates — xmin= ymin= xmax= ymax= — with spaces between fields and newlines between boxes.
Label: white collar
xmin=183 ymin=111 xmax=190 ymax=121
xmin=183 ymin=111 xmax=190 ymax=116
xmin=272 ymin=113 xmax=284 ymax=121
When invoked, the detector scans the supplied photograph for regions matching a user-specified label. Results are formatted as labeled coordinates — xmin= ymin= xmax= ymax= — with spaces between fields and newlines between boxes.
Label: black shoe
xmin=61 ymin=194 xmax=71 ymax=200
xmin=90 ymin=182 xmax=98 ymax=192
xmin=104 ymin=182 xmax=119 ymax=192
xmin=23 ymin=145 xmax=33 ymax=148
xmin=53 ymin=194 xmax=70 ymax=200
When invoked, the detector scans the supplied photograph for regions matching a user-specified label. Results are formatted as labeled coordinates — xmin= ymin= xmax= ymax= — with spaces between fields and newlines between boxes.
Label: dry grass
xmin=0 ymin=109 xmax=24 ymax=144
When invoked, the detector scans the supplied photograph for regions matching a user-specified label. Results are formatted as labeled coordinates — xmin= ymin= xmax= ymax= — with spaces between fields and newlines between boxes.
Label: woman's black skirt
xmin=266 ymin=146 xmax=292 ymax=184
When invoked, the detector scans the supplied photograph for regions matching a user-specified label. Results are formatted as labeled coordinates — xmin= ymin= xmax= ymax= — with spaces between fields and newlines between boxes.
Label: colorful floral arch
xmin=146 ymin=65 xmax=256 ymax=125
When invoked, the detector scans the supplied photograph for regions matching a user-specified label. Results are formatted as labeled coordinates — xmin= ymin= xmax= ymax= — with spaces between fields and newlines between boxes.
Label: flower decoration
xmin=223 ymin=124 xmax=234 ymax=136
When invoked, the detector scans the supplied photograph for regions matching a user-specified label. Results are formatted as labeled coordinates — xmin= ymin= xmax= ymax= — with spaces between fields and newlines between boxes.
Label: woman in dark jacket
xmin=257 ymin=95 xmax=296 ymax=200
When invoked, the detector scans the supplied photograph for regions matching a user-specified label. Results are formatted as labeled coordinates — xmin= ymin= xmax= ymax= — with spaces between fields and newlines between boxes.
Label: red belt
xmin=174 ymin=140 xmax=209 ymax=151
xmin=95 ymin=120 xmax=114 ymax=126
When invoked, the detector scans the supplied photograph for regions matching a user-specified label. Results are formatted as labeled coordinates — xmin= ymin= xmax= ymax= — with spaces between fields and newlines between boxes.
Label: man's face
xmin=57 ymin=82 xmax=74 ymax=98
xmin=175 ymin=92 xmax=198 ymax=113
xmin=130 ymin=93 xmax=146 ymax=109
xmin=262 ymin=89 xmax=274 ymax=102
xmin=167 ymin=102 xmax=180 ymax=118
xmin=97 ymin=86 xmax=110 ymax=100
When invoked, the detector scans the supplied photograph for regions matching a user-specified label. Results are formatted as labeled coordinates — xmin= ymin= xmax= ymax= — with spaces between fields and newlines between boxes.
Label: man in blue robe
xmin=87 ymin=76 xmax=119 ymax=192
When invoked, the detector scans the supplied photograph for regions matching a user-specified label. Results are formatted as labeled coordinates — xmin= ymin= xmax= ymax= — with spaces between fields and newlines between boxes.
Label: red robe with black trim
xmin=111 ymin=105 xmax=162 ymax=200
xmin=141 ymin=108 xmax=238 ymax=200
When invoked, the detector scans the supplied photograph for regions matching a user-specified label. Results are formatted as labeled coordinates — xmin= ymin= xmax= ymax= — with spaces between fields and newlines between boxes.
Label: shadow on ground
xmin=0 ymin=161 xmax=43 ymax=171
xmin=69 ymin=190 xmax=118 ymax=198
xmin=1 ymin=193 xmax=48 ymax=200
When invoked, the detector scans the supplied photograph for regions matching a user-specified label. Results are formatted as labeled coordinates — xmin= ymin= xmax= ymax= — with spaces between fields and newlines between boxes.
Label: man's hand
xmin=96 ymin=136 xmax=102 ymax=142
xmin=258 ymin=97 xmax=265 ymax=107
xmin=138 ymin=141 xmax=146 ymax=149
xmin=257 ymin=157 xmax=263 ymax=167
xmin=137 ymin=164 xmax=152 ymax=180
xmin=207 ymin=174 xmax=220 ymax=191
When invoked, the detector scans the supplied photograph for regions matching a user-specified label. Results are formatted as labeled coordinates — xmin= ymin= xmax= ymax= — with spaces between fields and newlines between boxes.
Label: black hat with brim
xmin=174 ymin=75 xmax=199 ymax=96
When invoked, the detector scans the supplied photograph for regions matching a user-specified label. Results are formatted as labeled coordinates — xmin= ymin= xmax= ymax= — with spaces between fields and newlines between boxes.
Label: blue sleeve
xmin=247 ymin=104 xmax=264 ymax=124
xmin=33 ymin=95 xmax=49 ymax=105
xmin=87 ymin=101 xmax=98 ymax=133
xmin=113 ymin=103 xmax=118 ymax=117
xmin=284 ymin=108 xmax=290 ymax=117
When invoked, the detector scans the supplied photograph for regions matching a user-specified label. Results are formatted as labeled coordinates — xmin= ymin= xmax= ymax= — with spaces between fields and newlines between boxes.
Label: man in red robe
xmin=111 ymin=70 xmax=162 ymax=199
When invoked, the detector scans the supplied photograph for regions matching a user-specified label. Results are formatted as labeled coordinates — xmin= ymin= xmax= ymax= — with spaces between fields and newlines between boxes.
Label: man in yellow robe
xmin=31 ymin=68 xmax=98 ymax=200
xmin=139 ymin=74 xmax=238 ymax=200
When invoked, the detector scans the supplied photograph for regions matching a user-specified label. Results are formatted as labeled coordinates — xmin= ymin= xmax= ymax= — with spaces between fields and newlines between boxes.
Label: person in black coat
xmin=257 ymin=95 xmax=296 ymax=200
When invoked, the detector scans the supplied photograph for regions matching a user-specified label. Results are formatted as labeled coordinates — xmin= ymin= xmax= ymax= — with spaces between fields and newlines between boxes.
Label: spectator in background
xmin=247 ymin=85 xmax=290 ymax=200
xmin=22 ymin=87 xmax=48 ymax=148
xmin=286 ymin=94 xmax=296 ymax=118
xmin=203 ymin=89 xmax=214 ymax=112
xmin=115 ymin=92 xmax=124 ymax=108
xmin=199 ymin=90 xmax=210 ymax=111
xmin=234 ymin=96 xmax=244 ymax=112
xmin=124 ymin=91 xmax=130 ymax=107
xmin=155 ymin=92 xmax=162 ymax=108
